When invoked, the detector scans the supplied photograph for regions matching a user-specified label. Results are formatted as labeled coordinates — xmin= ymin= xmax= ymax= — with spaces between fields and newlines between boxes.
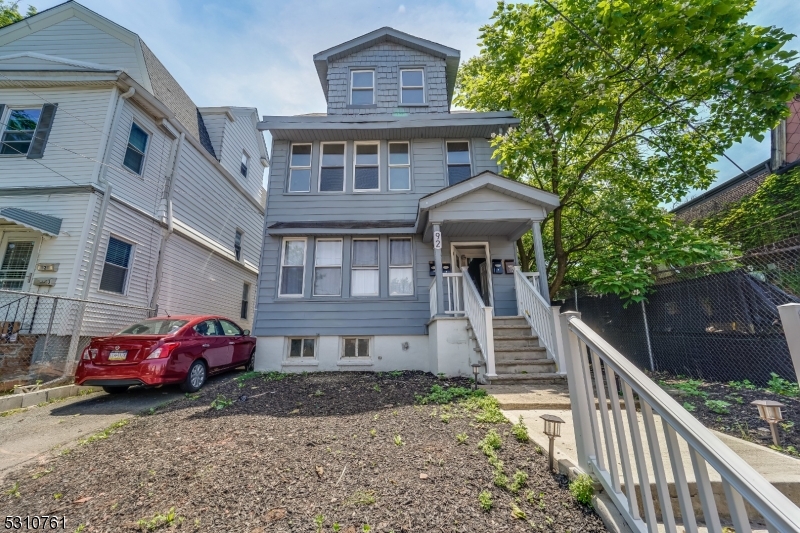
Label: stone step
xmin=494 ymin=347 xmax=548 ymax=361
xmin=494 ymin=337 xmax=541 ymax=350
xmin=485 ymin=373 xmax=566 ymax=385
xmin=492 ymin=325 xmax=534 ymax=337
xmin=493 ymin=316 xmax=529 ymax=326
xmin=496 ymin=359 xmax=556 ymax=374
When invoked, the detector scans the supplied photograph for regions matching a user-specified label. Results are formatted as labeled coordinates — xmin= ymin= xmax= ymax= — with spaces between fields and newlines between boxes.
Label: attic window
xmin=351 ymin=70 xmax=374 ymax=105
xmin=400 ymin=69 xmax=425 ymax=104
xmin=240 ymin=151 xmax=249 ymax=178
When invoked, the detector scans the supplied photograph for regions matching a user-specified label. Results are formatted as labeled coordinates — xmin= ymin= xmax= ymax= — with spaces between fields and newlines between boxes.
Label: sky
xmin=21 ymin=0 xmax=800 ymax=202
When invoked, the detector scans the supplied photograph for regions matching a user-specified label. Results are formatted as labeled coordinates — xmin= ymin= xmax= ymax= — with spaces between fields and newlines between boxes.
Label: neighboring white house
xmin=0 ymin=1 xmax=267 ymax=337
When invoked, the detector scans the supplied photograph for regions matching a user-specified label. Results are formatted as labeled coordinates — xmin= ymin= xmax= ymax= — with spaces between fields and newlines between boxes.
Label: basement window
xmin=289 ymin=338 xmax=316 ymax=358
xmin=343 ymin=337 xmax=371 ymax=358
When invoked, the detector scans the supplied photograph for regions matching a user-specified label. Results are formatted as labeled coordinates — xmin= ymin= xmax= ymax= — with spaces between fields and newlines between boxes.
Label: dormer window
xmin=351 ymin=70 xmax=374 ymax=105
xmin=400 ymin=69 xmax=425 ymax=104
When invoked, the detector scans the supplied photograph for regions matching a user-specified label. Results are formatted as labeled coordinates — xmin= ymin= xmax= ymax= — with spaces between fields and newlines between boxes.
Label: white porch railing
xmin=514 ymin=267 xmax=564 ymax=372
xmin=561 ymin=311 xmax=800 ymax=532
xmin=429 ymin=278 xmax=437 ymax=318
xmin=429 ymin=273 xmax=465 ymax=317
xmin=462 ymin=267 xmax=496 ymax=377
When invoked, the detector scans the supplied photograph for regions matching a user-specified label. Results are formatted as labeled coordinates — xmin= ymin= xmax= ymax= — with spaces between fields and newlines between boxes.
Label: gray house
xmin=254 ymin=28 xmax=563 ymax=383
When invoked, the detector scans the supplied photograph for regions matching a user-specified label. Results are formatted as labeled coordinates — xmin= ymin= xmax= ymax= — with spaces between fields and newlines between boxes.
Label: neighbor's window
xmin=354 ymin=142 xmax=379 ymax=191
xmin=289 ymin=338 xmax=316 ymax=358
xmin=123 ymin=123 xmax=148 ymax=174
xmin=117 ymin=319 xmax=188 ymax=335
xmin=319 ymin=142 xmax=345 ymax=192
xmin=351 ymin=70 xmax=374 ymax=105
xmin=234 ymin=230 xmax=243 ymax=261
xmin=388 ymin=142 xmax=410 ymax=191
xmin=241 ymin=282 xmax=250 ymax=320
xmin=279 ymin=238 xmax=306 ymax=297
xmin=0 ymin=108 xmax=41 ymax=156
xmin=446 ymin=141 xmax=471 ymax=185
xmin=313 ymin=239 xmax=343 ymax=296
xmin=288 ymin=143 xmax=312 ymax=192
xmin=99 ymin=237 xmax=133 ymax=294
xmin=389 ymin=238 xmax=413 ymax=296
xmin=219 ymin=319 xmax=243 ymax=336
xmin=351 ymin=239 xmax=379 ymax=297
xmin=400 ymin=69 xmax=425 ymax=104
xmin=240 ymin=151 xmax=249 ymax=178
xmin=343 ymin=337 xmax=370 ymax=358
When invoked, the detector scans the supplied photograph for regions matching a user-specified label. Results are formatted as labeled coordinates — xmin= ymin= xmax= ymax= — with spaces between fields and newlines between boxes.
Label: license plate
xmin=108 ymin=350 xmax=128 ymax=361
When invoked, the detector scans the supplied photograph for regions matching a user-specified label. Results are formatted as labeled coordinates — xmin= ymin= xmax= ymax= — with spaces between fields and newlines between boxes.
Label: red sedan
xmin=75 ymin=315 xmax=256 ymax=394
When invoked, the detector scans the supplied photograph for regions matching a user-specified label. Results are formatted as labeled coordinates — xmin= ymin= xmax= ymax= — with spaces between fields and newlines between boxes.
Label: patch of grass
xmin=332 ymin=524 xmax=341 ymax=532
xmin=31 ymin=467 xmax=53 ymax=479
xmin=767 ymin=373 xmax=800 ymax=397
xmin=511 ymin=416 xmax=529 ymax=443
xmin=136 ymin=507 xmax=182 ymax=531
xmin=5 ymin=481 xmax=20 ymax=498
xmin=456 ymin=432 xmax=468 ymax=444
xmin=346 ymin=490 xmax=377 ymax=506
xmin=393 ymin=435 xmax=404 ymax=446
xmin=510 ymin=470 xmax=528 ymax=493
xmin=683 ymin=402 xmax=696 ymax=412
xmin=210 ymin=394 xmax=234 ymax=410
xmin=388 ymin=371 xmax=403 ymax=378
xmin=705 ymin=400 xmax=731 ymax=415
xmin=570 ymin=474 xmax=594 ymax=505
xmin=314 ymin=514 xmax=325 ymax=533
xmin=236 ymin=371 xmax=261 ymax=383
xmin=415 ymin=384 xmax=484 ymax=405
xmin=728 ymin=379 xmax=757 ymax=391
xmin=478 ymin=490 xmax=493 ymax=511
xmin=671 ymin=379 xmax=708 ymax=398
xmin=79 ymin=419 xmax=129 ymax=445
xmin=263 ymin=371 xmax=289 ymax=381
xmin=478 ymin=429 xmax=502 ymax=456
xmin=184 ymin=393 xmax=200 ymax=400
xmin=463 ymin=394 xmax=506 ymax=423
xmin=725 ymin=394 xmax=744 ymax=404
xmin=0 ymin=407 xmax=25 ymax=418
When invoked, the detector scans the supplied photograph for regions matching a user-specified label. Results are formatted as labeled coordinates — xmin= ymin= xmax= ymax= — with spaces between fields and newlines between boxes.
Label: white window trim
xmin=312 ymin=238 xmax=343 ymax=297
xmin=288 ymin=142 xmax=312 ymax=193
xmin=339 ymin=336 xmax=373 ymax=361
xmin=388 ymin=141 xmax=411 ymax=191
xmin=400 ymin=68 xmax=425 ymax=104
xmin=389 ymin=237 xmax=414 ymax=296
xmin=351 ymin=238 xmax=379 ymax=297
xmin=0 ymin=106 xmax=41 ymax=157
xmin=350 ymin=69 xmax=375 ymax=105
xmin=122 ymin=121 xmax=150 ymax=176
xmin=318 ymin=142 xmax=346 ymax=193
xmin=97 ymin=234 xmax=136 ymax=297
xmin=353 ymin=141 xmax=380 ymax=192
xmin=446 ymin=139 xmax=472 ymax=184
xmin=285 ymin=336 xmax=318 ymax=362
xmin=277 ymin=237 xmax=307 ymax=298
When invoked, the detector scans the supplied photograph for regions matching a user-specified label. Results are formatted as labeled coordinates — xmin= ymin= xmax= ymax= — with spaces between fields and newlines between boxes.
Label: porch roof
xmin=0 ymin=207 xmax=62 ymax=236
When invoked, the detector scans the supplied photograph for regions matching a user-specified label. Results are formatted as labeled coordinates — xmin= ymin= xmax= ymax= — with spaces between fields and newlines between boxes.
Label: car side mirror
xmin=243 ymin=329 xmax=250 ymax=336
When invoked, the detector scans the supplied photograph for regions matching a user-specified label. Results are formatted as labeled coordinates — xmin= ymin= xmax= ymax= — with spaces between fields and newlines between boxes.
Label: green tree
xmin=1 ymin=1 xmax=36 ymax=29
xmin=456 ymin=0 xmax=798 ymax=301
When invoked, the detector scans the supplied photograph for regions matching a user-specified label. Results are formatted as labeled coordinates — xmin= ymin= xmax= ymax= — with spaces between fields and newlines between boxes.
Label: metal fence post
xmin=641 ymin=300 xmax=655 ymax=372
xmin=778 ymin=303 xmax=800 ymax=387
xmin=41 ymin=297 xmax=58 ymax=361
xmin=560 ymin=310 xmax=593 ymax=471
xmin=65 ymin=300 xmax=87 ymax=376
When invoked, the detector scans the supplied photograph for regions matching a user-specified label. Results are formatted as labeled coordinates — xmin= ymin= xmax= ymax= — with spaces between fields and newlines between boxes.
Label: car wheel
xmin=181 ymin=360 xmax=207 ymax=392
xmin=246 ymin=349 xmax=256 ymax=372
xmin=102 ymin=385 xmax=129 ymax=394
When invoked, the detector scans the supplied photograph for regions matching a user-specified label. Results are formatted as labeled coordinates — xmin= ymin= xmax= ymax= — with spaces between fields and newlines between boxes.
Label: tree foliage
xmin=0 ymin=1 xmax=35 ymax=29
xmin=456 ymin=0 xmax=798 ymax=302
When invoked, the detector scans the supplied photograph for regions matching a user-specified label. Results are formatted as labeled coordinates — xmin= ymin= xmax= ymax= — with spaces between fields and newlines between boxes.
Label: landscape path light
xmin=540 ymin=414 xmax=565 ymax=472
xmin=471 ymin=363 xmax=482 ymax=391
xmin=751 ymin=399 xmax=785 ymax=447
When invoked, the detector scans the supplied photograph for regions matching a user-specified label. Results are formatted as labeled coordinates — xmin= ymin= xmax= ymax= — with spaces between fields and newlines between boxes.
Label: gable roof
xmin=419 ymin=171 xmax=561 ymax=212
xmin=313 ymin=27 xmax=460 ymax=104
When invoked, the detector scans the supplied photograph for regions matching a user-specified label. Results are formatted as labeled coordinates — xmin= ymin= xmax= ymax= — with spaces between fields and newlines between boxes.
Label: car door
xmin=193 ymin=319 xmax=231 ymax=369
xmin=219 ymin=319 xmax=252 ymax=365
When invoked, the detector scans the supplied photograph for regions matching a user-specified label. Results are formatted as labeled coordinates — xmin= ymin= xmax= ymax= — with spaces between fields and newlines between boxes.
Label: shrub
xmin=415 ymin=385 xmax=484 ymax=405
xmin=671 ymin=379 xmax=708 ymax=398
xmin=478 ymin=430 xmax=502 ymax=456
xmin=728 ymin=379 xmax=757 ymax=391
xmin=766 ymin=373 xmax=800 ymax=397
xmin=463 ymin=394 xmax=506 ymax=423
xmin=510 ymin=470 xmax=528 ymax=493
xmin=569 ymin=474 xmax=594 ymax=505
xmin=210 ymin=395 xmax=234 ymax=410
xmin=705 ymin=400 xmax=731 ymax=415
xmin=511 ymin=416 xmax=530 ymax=443
xmin=478 ymin=490 xmax=493 ymax=511
xmin=683 ymin=402 xmax=696 ymax=412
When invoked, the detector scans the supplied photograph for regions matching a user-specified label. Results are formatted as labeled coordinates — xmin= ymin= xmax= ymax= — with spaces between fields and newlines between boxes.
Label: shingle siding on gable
xmin=326 ymin=42 xmax=449 ymax=115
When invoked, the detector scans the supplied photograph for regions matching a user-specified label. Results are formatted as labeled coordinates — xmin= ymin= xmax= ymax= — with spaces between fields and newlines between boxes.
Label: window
xmin=0 ymin=108 xmax=41 ymax=156
xmin=123 ymin=123 xmax=148 ymax=174
xmin=313 ymin=239 xmax=343 ymax=296
xmin=389 ymin=238 xmax=413 ymax=296
xmin=289 ymin=338 xmax=316 ymax=358
xmin=234 ymin=230 xmax=243 ymax=262
xmin=351 ymin=70 xmax=374 ymax=105
xmin=343 ymin=337 xmax=370 ymax=358
xmin=351 ymin=239 xmax=379 ymax=297
xmin=446 ymin=141 xmax=471 ymax=185
xmin=118 ymin=319 xmax=188 ymax=335
xmin=279 ymin=238 xmax=306 ymax=297
xmin=388 ymin=142 xmax=410 ymax=191
xmin=288 ymin=143 xmax=312 ymax=192
xmin=240 ymin=282 xmax=250 ymax=319
xmin=319 ymin=143 xmax=345 ymax=192
xmin=194 ymin=319 xmax=221 ymax=336
xmin=354 ymin=142 xmax=379 ymax=191
xmin=240 ymin=151 xmax=249 ymax=178
xmin=400 ymin=69 xmax=425 ymax=104
xmin=220 ymin=319 xmax=243 ymax=336
xmin=99 ymin=237 xmax=133 ymax=294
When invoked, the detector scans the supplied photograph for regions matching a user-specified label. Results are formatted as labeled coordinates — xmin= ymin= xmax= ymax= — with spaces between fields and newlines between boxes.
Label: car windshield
xmin=116 ymin=319 xmax=189 ymax=335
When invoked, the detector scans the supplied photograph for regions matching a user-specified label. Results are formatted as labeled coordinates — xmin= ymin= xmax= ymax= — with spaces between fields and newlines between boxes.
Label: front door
xmin=0 ymin=233 xmax=39 ymax=291
xmin=450 ymin=242 xmax=494 ymax=313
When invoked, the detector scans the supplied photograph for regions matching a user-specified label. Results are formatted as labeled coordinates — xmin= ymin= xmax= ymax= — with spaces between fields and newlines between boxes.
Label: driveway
xmin=0 ymin=374 xmax=234 ymax=482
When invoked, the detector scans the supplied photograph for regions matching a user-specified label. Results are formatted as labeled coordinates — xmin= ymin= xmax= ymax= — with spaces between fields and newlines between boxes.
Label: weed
xmin=525 ymin=490 xmax=536 ymax=504
xmin=314 ymin=514 xmax=325 ymax=533
xmin=478 ymin=489 xmax=493 ymax=511
xmin=478 ymin=430 xmax=502 ymax=456
xmin=510 ymin=470 xmax=528 ymax=493
xmin=263 ymin=371 xmax=288 ymax=381
xmin=456 ymin=433 xmax=468 ymax=444
xmin=546 ymin=516 xmax=555 ymax=527
xmin=60 ymin=448 xmax=71 ymax=456
xmin=388 ymin=371 xmax=403 ymax=378
xmin=767 ymin=373 xmax=800 ymax=397
xmin=32 ymin=467 xmax=53 ymax=479
xmin=236 ymin=371 xmax=261 ymax=383
xmin=0 ymin=407 xmax=26 ymax=417
xmin=683 ymin=402 xmax=696 ymax=412
xmin=75 ymin=526 xmax=86 ymax=533
xmin=373 ymin=384 xmax=381 ymax=392
xmin=136 ymin=507 xmax=182 ymax=530
xmin=725 ymin=394 xmax=744 ymax=405
xmin=332 ymin=524 xmax=341 ymax=532
xmin=346 ymin=490 xmax=377 ymax=506
xmin=79 ymin=419 xmax=129 ymax=445
xmin=705 ymin=400 xmax=731 ymax=415
xmin=416 ymin=384 xmax=484 ymax=405
xmin=781 ymin=421 xmax=795 ymax=432
xmin=393 ymin=435 xmax=404 ymax=446
xmin=511 ymin=416 xmax=529 ymax=443
xmin=54 ymin=493 xmax=62 ymax=500
xmin=493 ymin=470 xmax=508 ymax=488
xmin=313 ymin=389 xmax=325 ymax=397
xmin=440 ymin=413 xmax=452 ymax=424
xmin=534 ymin=444 xmax=544 ymax=455
xmin=511 ymin=502 xmax=527 ymax=520
xmin=210 ymin=395 xmax=234 ymax=410
xmin=570 ymin=473 xmax=594 ymax=505
xmin=362 ymin=525 xmax=372 ymax=532
xmin=728 ymin=379 xmax=757 ymax=391
xmin=184 ymin=393 xmax=200 ymax=400
xmin=671 ymin=379 xmax=708 ymax=398
xmin=734 ymin=422 xmax=753 ymax=441
xmin=370 ymin=429 xmax=377 ymax=438
xmin=5 ymin=482 xmax=20 ymax=498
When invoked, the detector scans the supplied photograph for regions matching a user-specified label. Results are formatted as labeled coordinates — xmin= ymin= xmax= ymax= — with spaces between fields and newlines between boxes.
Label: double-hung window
xmin=288 ymin=143 xmax=312 ymax=192
xmin=241 ymin=282 xmax=250 ymax=319
xmin=389 ymin=238 xmax=414 ymax=296
xmin=234 ymin=230 xmax=243 ymax=262
xmin=123 ymin=123 xmax=148 ymax=175
xmin=313 ymin=239 xmax=343 ymax=296
xmin=99 ymin=237 xmax=133 ymax=294
xmin=400 ymin=69 xmax=425 ymax=104
xmin=319 ymin=143 xmax=345 ymax=192
xmin=388 ymin=142 xmax=410 ymax=191
xmin=351 ymin=239 xmax=379 ymax=297
xmin=240 ymin=151 xmax=249 ymax=178
xmin=279 ymin=238 xmax=306 ymax=297
xmin=0 ymin=108 xmax=41 ymax=156
xmin=351 ymin=70 xmax=374 ymax=105
xmin=446 ymin=141 xmax=471 ymax=185
xmin=354 ymin=142 xmax=379 ymax=191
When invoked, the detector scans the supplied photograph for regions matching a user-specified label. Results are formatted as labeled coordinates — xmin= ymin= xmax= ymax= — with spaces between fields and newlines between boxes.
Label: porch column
xmin=532 ymin=220 xmax=550 ymax=304
xmin=433 ymin=223 xmax=445 ymax=316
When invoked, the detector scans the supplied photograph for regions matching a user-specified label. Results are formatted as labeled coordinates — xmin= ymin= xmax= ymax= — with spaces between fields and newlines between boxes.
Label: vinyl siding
xmin=217 ymin=109 xmax=265 ymax=201
xmin=200 ymin=113 xmax=226 ymax=157
xmin=472 ymin=138 xmax=499 ymax=174
xmin=431 ymin=189 xmax=546 ymax=222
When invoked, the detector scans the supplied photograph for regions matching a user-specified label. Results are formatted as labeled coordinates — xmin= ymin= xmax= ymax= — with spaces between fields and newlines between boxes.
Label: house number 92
xmin=433 ymin=231 xmax=442 ymax=250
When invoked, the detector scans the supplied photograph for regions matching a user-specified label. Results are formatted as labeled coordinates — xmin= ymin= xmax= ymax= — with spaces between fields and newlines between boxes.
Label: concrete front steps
xmin=470 ymin=316 xmax=565 ymax=385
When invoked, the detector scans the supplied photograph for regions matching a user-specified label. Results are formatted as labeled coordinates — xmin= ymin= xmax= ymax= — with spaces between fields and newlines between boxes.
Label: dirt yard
xmin=3 ymin=371 xmax=606 ymax=532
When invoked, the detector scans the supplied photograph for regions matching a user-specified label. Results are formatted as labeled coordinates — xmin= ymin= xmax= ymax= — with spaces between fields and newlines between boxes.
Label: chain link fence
xmin=0 ymin=290 xmax=155 ymax=391
xmin=558 ymin=209 xmax=800 ymax=386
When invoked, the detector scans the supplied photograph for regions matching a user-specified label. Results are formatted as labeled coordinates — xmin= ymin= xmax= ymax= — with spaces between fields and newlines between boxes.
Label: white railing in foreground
xmin=514 ymin=267 xmax=564 ymax=372
xmin=561 ymin=311 xmax=800 ymax=533
xmin=443 ymin=272 xmax=464 ymax=315
xmin=429 ymin=278 xmax=437 ymax=318
xmin=462 ymin=267 xmax=496 ymax=377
